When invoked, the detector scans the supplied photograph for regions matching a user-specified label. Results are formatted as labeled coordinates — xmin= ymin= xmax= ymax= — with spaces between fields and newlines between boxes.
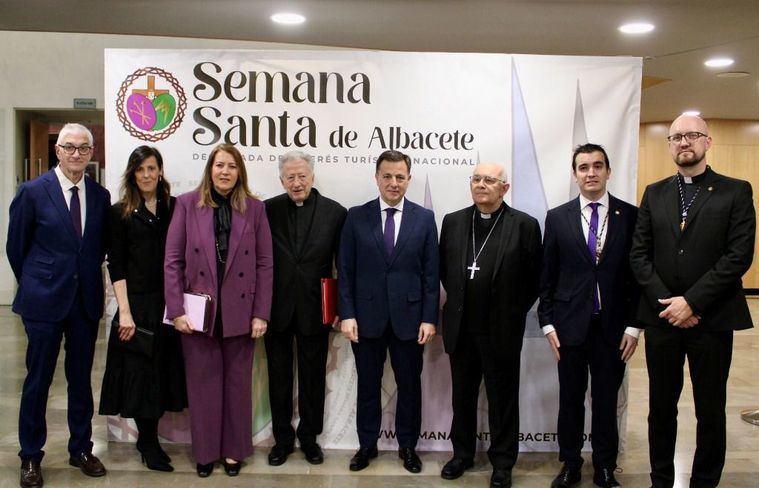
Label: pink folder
xmin=163 ymin=292 xmax=212 ymax=332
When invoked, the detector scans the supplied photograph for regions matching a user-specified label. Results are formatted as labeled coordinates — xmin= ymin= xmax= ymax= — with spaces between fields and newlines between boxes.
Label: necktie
xmin=383 ymin=208 xmax=397 ymax=256
xmin=587 ymin=202 xmax=599 ymax=312
xmin=70 ymin=186 xmax=82 ymax=238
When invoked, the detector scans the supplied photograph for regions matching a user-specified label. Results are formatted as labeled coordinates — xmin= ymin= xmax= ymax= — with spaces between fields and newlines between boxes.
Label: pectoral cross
xmin=467 ymin=261 xmax=480 ymax=279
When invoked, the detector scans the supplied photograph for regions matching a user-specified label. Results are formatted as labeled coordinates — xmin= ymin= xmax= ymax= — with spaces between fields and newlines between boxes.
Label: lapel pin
xmin=614 ymin=210 xmax=620 ymax=215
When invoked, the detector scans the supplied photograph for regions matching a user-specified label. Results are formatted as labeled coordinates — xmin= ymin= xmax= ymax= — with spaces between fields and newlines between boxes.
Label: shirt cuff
xmin=624 ymin=326 xmax=641 ymax=339
xmin=541 ymin=325 xmax=556 ymax=335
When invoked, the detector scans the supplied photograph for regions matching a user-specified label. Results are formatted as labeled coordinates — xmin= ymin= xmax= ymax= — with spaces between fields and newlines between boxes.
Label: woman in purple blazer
xmin=164 ymin=143 xmax=273 ymax=477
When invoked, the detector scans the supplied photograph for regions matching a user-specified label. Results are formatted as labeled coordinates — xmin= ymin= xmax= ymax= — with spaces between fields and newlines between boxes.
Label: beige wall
xmin=638 ymin=119 xmax=759 ymax=288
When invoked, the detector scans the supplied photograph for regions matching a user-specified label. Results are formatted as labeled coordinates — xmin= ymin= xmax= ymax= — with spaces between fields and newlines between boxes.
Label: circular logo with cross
xmin=116 ymin=67 xmax=187 ymax=141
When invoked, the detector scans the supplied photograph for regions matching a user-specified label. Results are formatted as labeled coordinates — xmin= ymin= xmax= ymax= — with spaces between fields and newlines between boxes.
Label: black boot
xmin=135 ymin=418 xmax=173 ymax=472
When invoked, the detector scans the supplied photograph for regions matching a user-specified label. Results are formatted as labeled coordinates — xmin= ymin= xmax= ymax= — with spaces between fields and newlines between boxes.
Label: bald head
xmin=668 ymin=115 xmax=712 ymax=175
xmin=474 ymin=163 xmax=507 ymax=182
xmin=670 ymin=114 xmax=709 ymax=136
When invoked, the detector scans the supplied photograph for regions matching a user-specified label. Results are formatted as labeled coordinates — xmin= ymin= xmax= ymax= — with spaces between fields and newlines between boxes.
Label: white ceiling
xmin=2 ymin=0 xmax=758 ymax=122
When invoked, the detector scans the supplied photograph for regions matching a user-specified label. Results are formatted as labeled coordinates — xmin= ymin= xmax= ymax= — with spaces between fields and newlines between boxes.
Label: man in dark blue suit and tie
xmin=338 ymin=149 xmax=439 ymax=473
xmin=538 ymin=144 xmax=640 ymax=488
xmin=7 ymin=123 xmax=111 ymax=487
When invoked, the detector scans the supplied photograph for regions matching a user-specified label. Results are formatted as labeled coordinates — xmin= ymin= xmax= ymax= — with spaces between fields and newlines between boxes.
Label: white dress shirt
xmin=379 ymin=197 xmax=404 ymax=244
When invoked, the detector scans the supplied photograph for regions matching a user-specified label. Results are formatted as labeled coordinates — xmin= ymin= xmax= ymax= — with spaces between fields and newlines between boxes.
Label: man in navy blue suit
xmin=338 ymin=149 xmax=439 ymax=473
xmin=538 ymin=144 xmax=640 ymax=488
xmin=7 ymin=123 xmax=111 ymax=487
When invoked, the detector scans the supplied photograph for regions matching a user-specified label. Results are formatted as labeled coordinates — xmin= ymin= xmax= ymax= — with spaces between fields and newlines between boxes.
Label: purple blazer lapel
xmin=225 ymin=205 xmax=249 ymax=276
xmin=195 ymin=205 xmax=217 ymax=283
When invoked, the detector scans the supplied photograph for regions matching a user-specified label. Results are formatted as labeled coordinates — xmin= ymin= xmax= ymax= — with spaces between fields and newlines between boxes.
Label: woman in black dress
xmin=100 ymin=146 xmax=187 ymax=471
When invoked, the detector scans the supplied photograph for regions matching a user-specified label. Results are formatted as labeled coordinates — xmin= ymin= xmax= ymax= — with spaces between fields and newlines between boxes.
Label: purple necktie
xmin=383 ymin=208 xmax=397 ymax=256
xmin=587 ymin=202 xmax=599 ymax=312
xmin=70 ymin=186 xmax=82 ymax=238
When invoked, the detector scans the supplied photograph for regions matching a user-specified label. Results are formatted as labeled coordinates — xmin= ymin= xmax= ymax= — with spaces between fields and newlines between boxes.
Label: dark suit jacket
xmin=538 ymin=194 xmax=639 ymax=346
xmin=338 ymin=198 xmax=439 ymax=341
xmin=439 ymin=204 xmax=542 ymax=354
xmin=7 ymin=169 xmax=110 ymax=322
xmin=164 ymin=191 xmax=274 ymax=337
xmin=630 ymin=168 xmax=755 ymax=330
xmin=265 ymin=189 xmax=347 ymax=335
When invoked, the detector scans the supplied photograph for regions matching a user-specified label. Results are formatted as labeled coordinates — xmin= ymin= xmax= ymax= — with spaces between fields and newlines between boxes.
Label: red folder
xmin=321 ymin=278 xmax=337 ymax=325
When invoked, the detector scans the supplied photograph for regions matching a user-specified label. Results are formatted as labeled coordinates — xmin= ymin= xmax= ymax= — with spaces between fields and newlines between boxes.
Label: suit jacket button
xmin=678 ymin=249 xmax=684 ymax=255
xmin=73 ymin=273 xmax=78 ymax=280
xmin=241 ymin=293 xmax=245 ymax=298
xmin=239 ymin=272 xmax=244 ymax=277
xmin=244 ymin=250 xmax=249 ymax=255
xmin=199 ymin=271 xmax=205 ymax=277
xmin=194 ymin=248 xmax=200 ymax=253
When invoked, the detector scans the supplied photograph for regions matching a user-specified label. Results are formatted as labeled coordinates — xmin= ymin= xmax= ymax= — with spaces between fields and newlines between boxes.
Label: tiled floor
xmin=0 ymin=303 xmax=757 ymax=487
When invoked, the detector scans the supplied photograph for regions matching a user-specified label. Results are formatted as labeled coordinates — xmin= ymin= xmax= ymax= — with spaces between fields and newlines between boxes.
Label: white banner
xmin=104 ymin=49 xmax=641 ymax=451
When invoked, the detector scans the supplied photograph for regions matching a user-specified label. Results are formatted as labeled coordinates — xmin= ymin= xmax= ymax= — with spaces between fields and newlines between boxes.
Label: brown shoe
xmin=20 ymin=459 xmax=43 ymax=487
xmin=69 ymin=452 xmax=106 ymax=477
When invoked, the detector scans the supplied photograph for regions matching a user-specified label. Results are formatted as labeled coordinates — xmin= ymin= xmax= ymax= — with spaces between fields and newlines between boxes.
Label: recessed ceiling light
xmin=271 ymin=12 xmax=306 ymax=25
xmin=704 ymin=57 xmax=734 ymax=68
xmin=619 ymin=22 xmax=655 ymax=34
xmin=682 ymin=110 xmax=701 ymax=116
xmin=716 ymin=71 xmax=750 ymax=78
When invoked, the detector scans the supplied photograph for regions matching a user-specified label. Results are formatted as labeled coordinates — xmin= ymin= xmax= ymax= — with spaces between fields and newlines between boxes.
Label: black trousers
xmin=645 ymin=326 xmax=734 ymax=488
xmin=265 ymin=323 xmax=329 ymax=447
xmin=556 ymin=316 xmax=626 ymax=470
xmin=351 ymin=326 xmax=424 ymax=449
xmin=449 ymin=331 xmax=521 ymax=470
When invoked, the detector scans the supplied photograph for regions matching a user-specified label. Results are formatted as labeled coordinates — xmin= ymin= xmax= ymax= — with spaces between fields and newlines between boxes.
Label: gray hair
xmin=278 ymin=150 xmax=314 ymax=175
xmin=56 ymin=123 xmax=94 ymax=146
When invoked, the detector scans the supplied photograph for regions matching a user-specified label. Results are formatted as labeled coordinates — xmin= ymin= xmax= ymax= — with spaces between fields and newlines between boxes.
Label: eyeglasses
xmin=58 ymin=144 xmax=92 ymax=155
xmin=666 ymin=132 xmax=707 ymax=144
xmin=283 ymin=174 xmax=310 ymax=183
xmin=470 ymin=175 xmax=505 ymax=185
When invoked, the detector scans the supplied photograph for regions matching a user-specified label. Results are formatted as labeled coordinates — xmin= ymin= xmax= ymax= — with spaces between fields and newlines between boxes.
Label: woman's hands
xmin=251 ymin=317 xmax=268 ymax=339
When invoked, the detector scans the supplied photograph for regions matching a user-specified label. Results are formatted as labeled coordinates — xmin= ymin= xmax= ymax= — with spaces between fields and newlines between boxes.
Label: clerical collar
xmin=478 ymin=202 xmax=505 ymax=219
xmin=679 ymin=165 xmax=710 ymax=185
xmin=289 ymin=190 xmax=315 ymax=208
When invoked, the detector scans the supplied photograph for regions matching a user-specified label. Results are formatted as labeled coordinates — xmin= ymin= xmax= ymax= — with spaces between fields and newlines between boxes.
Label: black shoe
xmin=268 ymin=444 xmax=294 ymax=466
xmin=301 ymin=443 xmax=324 ymax=465
xmin=20 ymin=459 xmax=43 ymax=488
xmin=139 ymin=450 xmax=174 ymax=472
xmin=223 ymin=459 xmax=241 ymax=476
xmin=490 ymin=468 xmax=512 ymax=488
xmin=593 ymin=468 xmax=620 ymax=488
xmin=441 ymin=457 xmax=474 ymax=480
xmin=552 ymin=465 xmax=582 ymax=488
xmin=196 ymin=462 xmax=214 ymax=478
xmin=349 ymin=446 xmax=378 ymax=471
xmin=398 ymin=447 xmax=422 ymax=473
xmin=68 ymin=452 xmax=106 ymax=477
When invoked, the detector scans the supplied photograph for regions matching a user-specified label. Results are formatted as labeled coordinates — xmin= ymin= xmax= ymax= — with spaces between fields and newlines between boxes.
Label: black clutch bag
xmin=110 ymin=316 xmax=155 ymax=357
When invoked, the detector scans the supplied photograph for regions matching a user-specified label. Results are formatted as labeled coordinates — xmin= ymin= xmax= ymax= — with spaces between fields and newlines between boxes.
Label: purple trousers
xmin=182 ymin=333 xmax=255 ymax=464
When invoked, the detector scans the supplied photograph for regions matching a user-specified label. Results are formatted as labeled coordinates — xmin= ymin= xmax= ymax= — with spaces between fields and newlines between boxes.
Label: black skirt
xmin=99 ymin=291 xmax=188 ymax=418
